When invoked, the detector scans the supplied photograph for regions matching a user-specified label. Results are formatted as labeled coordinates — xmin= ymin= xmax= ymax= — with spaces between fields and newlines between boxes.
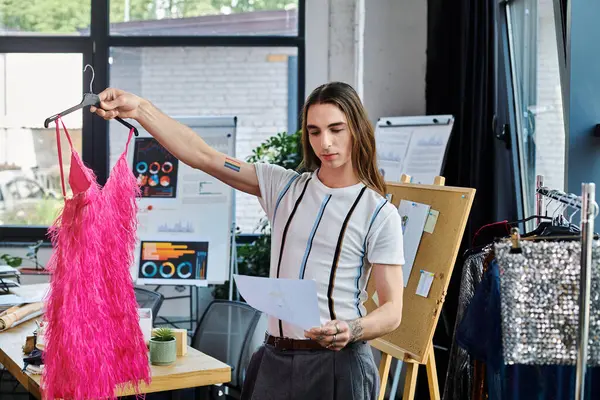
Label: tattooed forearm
xmin=224 ymin=157 xmax=241 ymax=172
xmin=348 ymin=319 xmax=364 ymax=342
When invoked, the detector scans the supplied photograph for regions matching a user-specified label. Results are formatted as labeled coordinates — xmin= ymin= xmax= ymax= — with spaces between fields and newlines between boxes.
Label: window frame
xmin=499 ymin=0 xmax=569 ymax=231
xmin=494 ymin=0 xmax=526 ymax=225
xmin=0 ymin=0 xmax=306 ymax=243
xmin=503 ymin=0 xmax=529 ymax=224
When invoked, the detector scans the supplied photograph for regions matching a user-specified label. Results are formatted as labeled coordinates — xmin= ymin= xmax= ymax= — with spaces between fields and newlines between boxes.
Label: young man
xmin=91 ymin=81 xmax=405 ymax=399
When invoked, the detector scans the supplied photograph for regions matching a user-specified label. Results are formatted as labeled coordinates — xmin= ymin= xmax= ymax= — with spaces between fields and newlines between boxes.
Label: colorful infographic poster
xmin=138 ymin=241 xmax=209 ymax=283
xmin=132 ymin=138 xmax=179 ymax=198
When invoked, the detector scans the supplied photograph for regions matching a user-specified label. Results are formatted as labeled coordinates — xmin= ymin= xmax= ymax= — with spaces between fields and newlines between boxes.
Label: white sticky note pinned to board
xmin=372 ymin=291 xmax=380 ymax=307
xmin=424 ymin=209 xmax=440 ymax=234
xmin=416 ymin=270 xmax=435 ymax=298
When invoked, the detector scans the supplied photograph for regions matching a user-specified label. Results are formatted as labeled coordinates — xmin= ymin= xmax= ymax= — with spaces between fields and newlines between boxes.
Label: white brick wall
xmin=534 ymin=0 xmax=566 ymax=193
xmin=109 ymin=46 xmax=297 ymax=233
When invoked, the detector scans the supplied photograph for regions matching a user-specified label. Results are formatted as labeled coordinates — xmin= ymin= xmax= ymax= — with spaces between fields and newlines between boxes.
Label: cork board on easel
xmin=365 ymin=180 xmax=475 ymax=364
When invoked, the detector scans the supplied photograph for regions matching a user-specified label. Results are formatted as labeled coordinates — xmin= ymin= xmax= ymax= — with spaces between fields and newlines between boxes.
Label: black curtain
xmin=421 ymin=0 xmax=518 ymax=397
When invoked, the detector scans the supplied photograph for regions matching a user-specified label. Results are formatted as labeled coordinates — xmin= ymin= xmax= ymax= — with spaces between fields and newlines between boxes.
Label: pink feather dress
xmin=43 ymin=117 xmax=151 ymax=399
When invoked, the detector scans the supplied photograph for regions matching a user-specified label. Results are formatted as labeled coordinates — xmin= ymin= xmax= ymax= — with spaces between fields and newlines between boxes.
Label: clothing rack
xmin=535 ymin=181 xmax=597 ymax=399
xmin=577 ymin=183 xmax=596 ymax=400
xmin=536 ymin=175 xmax=545 ymax=222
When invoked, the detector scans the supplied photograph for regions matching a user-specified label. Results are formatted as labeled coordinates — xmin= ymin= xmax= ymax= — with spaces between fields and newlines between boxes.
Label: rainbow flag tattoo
xmin=224 ymin=157 xmax=241 ymax=172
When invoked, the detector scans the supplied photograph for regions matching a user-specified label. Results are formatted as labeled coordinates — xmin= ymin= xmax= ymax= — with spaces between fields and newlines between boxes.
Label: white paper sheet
xmin=398 ymin=200 xmax=431 ymax=286
xmin=378 ymin=160 xmax=403 ymax=182
xmin=375 ymin=120 xmax=453 ymax=184
xmin=0 ymin=293 xmax=44 ymax=306
xmin=233 ymin=274 xmax=321 ymax=330
xmin=0 ymin=265 xmax=20 ymax=275
xmin=372 ymin=291 xmax=380 ymax=307
xmin=416 ymin=270 xmax=435 ymax=297
xmin=375 ymin=126 xmax=413 ymax=181
xmin=401 ymin=125 xmax=453 ymax=184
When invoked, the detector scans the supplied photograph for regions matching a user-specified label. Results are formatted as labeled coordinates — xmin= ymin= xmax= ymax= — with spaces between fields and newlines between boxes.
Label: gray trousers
xmin=240 ymin=341 xmax=380 ymax=400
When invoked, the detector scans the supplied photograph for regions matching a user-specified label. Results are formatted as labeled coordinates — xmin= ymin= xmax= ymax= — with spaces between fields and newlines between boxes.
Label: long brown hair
xmin=299 ymin=82 xmax=386 ymax=196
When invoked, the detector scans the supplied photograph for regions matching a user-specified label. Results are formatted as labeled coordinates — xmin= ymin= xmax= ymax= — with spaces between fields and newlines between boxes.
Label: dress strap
xmin=54 ymin=116 xmax=76 ymax=197
xmin=123 ymin=127 xmax=135 ymax=153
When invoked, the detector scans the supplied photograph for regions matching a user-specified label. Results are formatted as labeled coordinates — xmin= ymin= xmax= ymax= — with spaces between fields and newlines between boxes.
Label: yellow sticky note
xmin=424 ymin=210 xmax=439 ymax=234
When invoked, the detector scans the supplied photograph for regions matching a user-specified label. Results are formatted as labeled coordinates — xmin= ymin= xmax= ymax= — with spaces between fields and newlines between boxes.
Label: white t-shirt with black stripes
xmin=255 ymin=162 xmax=406 ymax=340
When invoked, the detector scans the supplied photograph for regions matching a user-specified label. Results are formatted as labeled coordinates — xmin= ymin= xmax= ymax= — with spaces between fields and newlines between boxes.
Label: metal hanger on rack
xmin=43 ymin=64 xmax=138 ymax=136
xmin=536 ymin=186 xmax=582 ymax=210
xmin=509 ymin=185 xmax=600 ymax=250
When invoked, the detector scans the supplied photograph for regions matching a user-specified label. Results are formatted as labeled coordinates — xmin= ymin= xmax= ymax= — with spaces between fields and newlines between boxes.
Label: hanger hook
xmin=550 ymin=199 xmax=560 ymax=217
xmin=591 ymin=201 xmax=599 ymax=219
xmin=551 ymin=201 xmax=566 ymax=225
xmin=84 ymin=64 xmax=95 ymax=93
xmin=569 ymin=207 xmax=580 ymax=225
xmin=543 ymin=196 xmax=552 ymax=216
xmin=540 ymin=194 xmax=551 ymax=217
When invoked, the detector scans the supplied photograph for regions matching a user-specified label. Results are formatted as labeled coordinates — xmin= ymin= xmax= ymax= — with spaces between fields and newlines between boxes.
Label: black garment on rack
xmin=442 ymin=247 xmax=490 ymax=400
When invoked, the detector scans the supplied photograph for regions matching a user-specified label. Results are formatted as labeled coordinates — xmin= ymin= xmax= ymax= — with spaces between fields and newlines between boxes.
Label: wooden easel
xmin=375 ymin=340 xmax=440 ymax=400
xmin=365 ymin=174 xmax=475 ymax=400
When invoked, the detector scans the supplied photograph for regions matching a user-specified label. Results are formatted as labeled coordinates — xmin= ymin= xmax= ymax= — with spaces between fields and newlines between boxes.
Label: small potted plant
xmin=149 ymin=327 xmax=177 ymax=366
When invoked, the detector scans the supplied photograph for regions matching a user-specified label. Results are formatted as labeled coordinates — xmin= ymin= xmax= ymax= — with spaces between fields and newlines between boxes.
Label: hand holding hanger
xmin=43 ymin=65 xmax=139 ymax=136
xmin=89 ymin=87 xmax=144 ymax=121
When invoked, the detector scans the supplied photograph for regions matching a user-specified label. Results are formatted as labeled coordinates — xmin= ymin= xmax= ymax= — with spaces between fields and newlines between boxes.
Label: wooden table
xmin=0 ymin=284 xmax=231 ymax=399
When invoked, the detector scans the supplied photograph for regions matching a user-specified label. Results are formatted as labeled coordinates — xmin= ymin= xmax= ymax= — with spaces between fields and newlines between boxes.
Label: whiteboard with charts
xmin=113 ymin=116 xmax=237 ymax=287
xmin=375 ymin=115 xmax=454 ymax=184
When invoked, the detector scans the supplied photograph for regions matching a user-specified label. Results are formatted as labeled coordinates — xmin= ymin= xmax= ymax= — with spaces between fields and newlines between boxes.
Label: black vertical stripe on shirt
xmin=299 ymin=194 xmax=332 ymax=280
xmin=327 ymin=186 xmax=368 ymax=321
xmin=275 ymin=177 xmax=311 ymax=336
xmin=356 ymin=199 xmax=388 ymax=317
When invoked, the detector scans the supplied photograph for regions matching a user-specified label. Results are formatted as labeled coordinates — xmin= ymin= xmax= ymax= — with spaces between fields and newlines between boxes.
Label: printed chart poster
xmin=375 ymin=126 xmax=412 ymax=182
xmin=138 ymin=241 xmax=209 ymax=285
xmin=133 ymin=138 xmax=179 ymax=198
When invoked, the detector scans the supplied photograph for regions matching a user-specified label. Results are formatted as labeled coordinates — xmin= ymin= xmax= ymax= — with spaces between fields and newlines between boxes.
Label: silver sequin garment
xmin=495 ymin=240 xmax=600 ymax=366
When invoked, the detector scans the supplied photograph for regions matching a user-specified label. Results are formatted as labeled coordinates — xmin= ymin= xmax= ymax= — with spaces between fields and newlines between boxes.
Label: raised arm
xmin=90 ymin=88 xmax=261 ymax=197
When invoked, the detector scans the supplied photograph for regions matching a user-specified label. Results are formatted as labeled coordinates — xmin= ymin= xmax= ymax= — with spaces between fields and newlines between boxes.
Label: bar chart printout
xmin=138 ymin=241 xmax=209 ymax=286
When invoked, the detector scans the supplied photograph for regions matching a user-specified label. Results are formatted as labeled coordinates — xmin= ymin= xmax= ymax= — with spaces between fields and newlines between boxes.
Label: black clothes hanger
xmin=507 ymin=214 xmax=553 ymax=227
xmin=43 ymin=64 xmax=138 ymax=136
xmin=523 ymin=222 xmax=580 ymax=238
xmin=473 ymin=215 xmax=555 ymax=247
xmin=521 ymin=207 xmax=581 ymax=238
xmin=517 ymin=217 xmax=580 ymax=239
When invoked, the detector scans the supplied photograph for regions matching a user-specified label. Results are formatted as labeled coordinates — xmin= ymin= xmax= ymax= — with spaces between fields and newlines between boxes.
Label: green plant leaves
xmin=0 ymin=254 xmax=22 ymax=268
xmin=152 ymin=327 xmax=175 ymax=341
